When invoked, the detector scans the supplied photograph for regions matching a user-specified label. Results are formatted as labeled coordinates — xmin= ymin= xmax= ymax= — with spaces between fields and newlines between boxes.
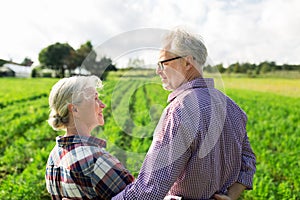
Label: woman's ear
xmin=68 ymin=104 xmax=77 ymax=113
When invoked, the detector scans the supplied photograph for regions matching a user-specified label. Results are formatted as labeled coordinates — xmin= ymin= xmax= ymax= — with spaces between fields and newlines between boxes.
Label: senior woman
xmin=45 ymin=75 xmax=134 ymax=200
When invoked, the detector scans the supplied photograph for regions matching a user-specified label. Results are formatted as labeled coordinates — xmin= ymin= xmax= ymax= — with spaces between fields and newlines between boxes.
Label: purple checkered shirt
xmin=112 ymin=78 xmax=256 ymax=200
xmin=45 ymin=135 xmax=134 ymax=200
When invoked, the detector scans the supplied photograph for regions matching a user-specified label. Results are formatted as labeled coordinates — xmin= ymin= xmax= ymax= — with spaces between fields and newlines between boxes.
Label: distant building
xmin=72 ymin=67 xmax=91 ymax=76
xmin=2 ymin=63 xmax=32 ymax=78
xmin=0 ymin=66 xmax=15 ymax=77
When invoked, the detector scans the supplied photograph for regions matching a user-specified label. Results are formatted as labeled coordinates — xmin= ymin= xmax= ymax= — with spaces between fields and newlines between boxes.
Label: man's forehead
xmin=159 ymin=49 xmax=176 ymax=58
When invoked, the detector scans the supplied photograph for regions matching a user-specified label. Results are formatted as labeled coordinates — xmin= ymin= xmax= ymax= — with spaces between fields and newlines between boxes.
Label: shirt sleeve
xmin=112 ymin=105 xmax=195 ymax=200
xmin=237 ymin=134 xmax=256 ymax=189
xmin=50 ymin=194 xmax=62 ymax=200
xmin=92 ymin=152 xmax=135 ymax=200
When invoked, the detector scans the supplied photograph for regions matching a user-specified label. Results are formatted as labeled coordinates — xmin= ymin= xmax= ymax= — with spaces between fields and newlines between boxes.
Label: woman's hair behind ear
xmin=47 ymin=75 xmax=102 ymax=131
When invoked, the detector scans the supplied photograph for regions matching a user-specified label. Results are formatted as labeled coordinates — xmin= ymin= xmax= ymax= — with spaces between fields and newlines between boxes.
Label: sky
xmin=1 ymin=0 xmax=300 ymax=67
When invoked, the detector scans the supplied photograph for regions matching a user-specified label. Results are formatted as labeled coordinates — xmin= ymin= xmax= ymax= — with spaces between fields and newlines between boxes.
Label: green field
xmin=0 ymin=72 xmax=299 ymax=199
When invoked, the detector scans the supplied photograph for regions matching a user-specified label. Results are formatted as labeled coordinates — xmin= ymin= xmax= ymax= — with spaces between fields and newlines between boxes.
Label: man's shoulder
xmin=172 ymin=87 xmax=218 ymax=108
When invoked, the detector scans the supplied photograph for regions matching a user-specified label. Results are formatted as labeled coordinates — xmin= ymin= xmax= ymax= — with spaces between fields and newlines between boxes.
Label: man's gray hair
xmin=162 ymin=28 xmax=208 ymax=73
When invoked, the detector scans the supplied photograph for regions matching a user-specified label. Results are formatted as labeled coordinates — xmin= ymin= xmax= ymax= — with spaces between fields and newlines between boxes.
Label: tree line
xmin=0 ymin=41 xmax=117 ymax=79
xmin=36 ymin=41 xmax=117 ymax=79
xmin=205 ymin=61 xmax=300 ymax=76
xmin=2 ymin=41 xmax=300 ymax=79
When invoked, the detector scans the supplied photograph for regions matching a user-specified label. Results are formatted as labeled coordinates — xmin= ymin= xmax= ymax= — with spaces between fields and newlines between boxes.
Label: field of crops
xmin=0 ymin=71 xmax=299 ymax=199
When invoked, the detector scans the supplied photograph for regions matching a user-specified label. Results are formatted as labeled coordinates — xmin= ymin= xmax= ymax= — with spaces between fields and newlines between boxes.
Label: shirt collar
xmin=167 ymin=78 xmax=215 ymax=103
xmin=56 ymin=135 xmax=107 ymax=148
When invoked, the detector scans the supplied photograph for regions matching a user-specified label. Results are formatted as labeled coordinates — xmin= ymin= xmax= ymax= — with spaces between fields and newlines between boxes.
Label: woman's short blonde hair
xmin=48 ymin=75 xmax=102 ymax=131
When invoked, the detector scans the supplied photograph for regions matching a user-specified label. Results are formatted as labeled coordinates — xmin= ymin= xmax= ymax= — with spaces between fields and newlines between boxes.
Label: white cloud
xmin=202 ymin=0 xmax=300 ymax=65
xmin=0 ymin=0 xmax=299 ymax=66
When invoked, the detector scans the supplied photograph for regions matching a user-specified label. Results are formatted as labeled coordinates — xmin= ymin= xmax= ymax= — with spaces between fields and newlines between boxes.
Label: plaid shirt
xmin=45 ymin=135 xmax=134 ymax=200
xmin=113 ymin=78 xmax=256 ymax=200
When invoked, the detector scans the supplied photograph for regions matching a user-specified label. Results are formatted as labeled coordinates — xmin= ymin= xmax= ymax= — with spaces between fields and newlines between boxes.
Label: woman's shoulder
xmin=46 ymin=145 xmax=60 ymax=165
xmin=74 ymin=144 xmax=122 ymax=164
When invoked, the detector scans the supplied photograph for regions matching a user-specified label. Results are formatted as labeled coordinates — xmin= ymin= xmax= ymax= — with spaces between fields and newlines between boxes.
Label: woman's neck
xmin=66 ymin=124 xmax=91 ymax=137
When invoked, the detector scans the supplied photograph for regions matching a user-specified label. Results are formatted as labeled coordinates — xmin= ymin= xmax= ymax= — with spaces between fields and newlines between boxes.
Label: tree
xmin=76 ymin=41 xmax=93 ymax=63
xmin=260 ymin=63 xmax=271 ymax=74
xmin=0 ymin=59 xmax=8 ymax=66
xmin=64 ymin=49 xmax=80 ymax=76
xmin=38 ymin=41 xmax=117 ymax=79
xmin=203 ymin=65 xmax=213 ymax=73
xmin=38 ymin=42 xmax=74 ymax=77
xmin=77 ymin=41 xmax=118 ymax=79
xmin=21 ymin=57 xmax=33 ymax=66
xmin=127 ymin=58 xmax=145 ymax=69
xmin=83 ymin=56 xmax=117 ymax=80
xmin=216 ymin=64 xmax=226 ymax=73
xmin=241 ymin=62 xmax=255 ymax=74
xmin=233 ymin=63 xmax=240 ymax=73
xmin=227 ymin=63 xmax=240 ymax=73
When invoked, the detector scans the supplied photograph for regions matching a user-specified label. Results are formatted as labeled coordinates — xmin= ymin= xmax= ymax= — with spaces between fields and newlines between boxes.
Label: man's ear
xmin=185 ymin=55 xmax=195 ymax=70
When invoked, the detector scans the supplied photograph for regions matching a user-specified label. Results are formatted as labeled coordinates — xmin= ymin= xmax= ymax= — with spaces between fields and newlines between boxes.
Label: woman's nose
xmin=100 ymin=101 xmax=106 ymax=108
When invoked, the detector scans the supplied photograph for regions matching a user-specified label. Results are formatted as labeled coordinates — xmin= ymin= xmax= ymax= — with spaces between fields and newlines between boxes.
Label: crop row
xmin=226 ymin=89 xmax=300 ymax=199
xmin=0 ymin=131 xmax=53 ymax=199
xmin=103 ymin=79 xmax=142 ymax=168
xmin=97 ymin=79 xmax=170 ymax=175
xmin=0 ymin=97 xmax=49 ymax=156
xmin=0 ymin=78 xmax=57 ymax=108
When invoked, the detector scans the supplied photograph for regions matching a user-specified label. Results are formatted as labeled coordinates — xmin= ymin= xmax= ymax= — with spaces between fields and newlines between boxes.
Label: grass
xmin=222 ymin=76 xmax=300 ymax=97
xmin=0 ymin=72 xmax=299 ymax=199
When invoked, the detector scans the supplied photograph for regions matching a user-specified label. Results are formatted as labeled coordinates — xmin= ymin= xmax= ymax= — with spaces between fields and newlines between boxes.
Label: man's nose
xmin=156 ymin=66 xmax=162 ymax=75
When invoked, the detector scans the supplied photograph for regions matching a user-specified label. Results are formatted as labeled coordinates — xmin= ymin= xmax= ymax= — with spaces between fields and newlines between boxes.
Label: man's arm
xmin=112 ymin=108 xmax=193 ymax=200
xmin=237 ymin=135 xmax=256 ymax=189
xmin=63 ymin=184 xmax=240 ymax=200
xmin=214 ymin=133 xmax=256 ymax=200
xmin=227 ymin=182 xmax=247 ymax=199
xmin=214 ymin=182 xmax=247 ymax=200
xmin=214 ymin=134 xmax=256 ymax=200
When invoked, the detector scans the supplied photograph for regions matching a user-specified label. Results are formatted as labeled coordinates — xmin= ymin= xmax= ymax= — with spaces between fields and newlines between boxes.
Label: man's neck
xmin=185 ymin=69 xmax=202 ymax=82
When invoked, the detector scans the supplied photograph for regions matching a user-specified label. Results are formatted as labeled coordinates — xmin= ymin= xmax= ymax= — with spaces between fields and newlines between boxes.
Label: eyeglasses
xmin=157 ymin=56 xmax=185 ymax=70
